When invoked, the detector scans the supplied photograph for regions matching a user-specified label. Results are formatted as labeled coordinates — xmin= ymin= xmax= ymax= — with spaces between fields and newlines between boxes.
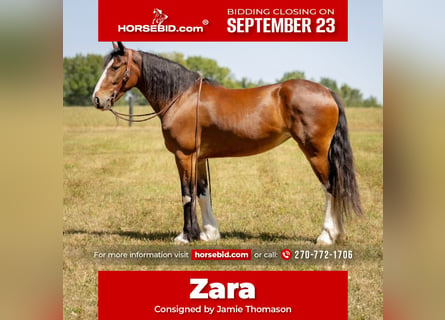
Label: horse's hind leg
xmin=302 ymin=144 xmax=344 ymax=245
xmin=300 ymin=151 xmax=339 ymax=243
xmin=197 ymin=159 xmax=220 ymax=241
xmin=290 ymin=121 xmax=343 ymax=245
xmin=281 ymin=81 xmax=353 ymax=244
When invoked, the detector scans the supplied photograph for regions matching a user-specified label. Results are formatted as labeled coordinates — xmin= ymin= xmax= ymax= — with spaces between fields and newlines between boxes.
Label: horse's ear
xmin=117 ymin=42 xmax=125 ymax=52
xmin=112 ymin=42 xmax=118 ymax=49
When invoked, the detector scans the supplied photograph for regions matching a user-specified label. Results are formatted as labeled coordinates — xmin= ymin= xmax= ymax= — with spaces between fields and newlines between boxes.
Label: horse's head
xmin=92 ymin=42 xmax=139 ymax=110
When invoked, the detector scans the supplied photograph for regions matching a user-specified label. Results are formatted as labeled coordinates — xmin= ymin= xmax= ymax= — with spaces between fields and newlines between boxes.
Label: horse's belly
xmin=200 ymin=130 xmax=291 ymax=158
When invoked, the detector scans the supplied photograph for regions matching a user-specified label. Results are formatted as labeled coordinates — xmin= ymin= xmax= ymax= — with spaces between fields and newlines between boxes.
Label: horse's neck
xmin=135 ymin=67 xmax=159 ymax=112
xmin=136 ymin=54 xmax=197 ymax=113
xmin=136 ymin=84 xmax=162 ymax=113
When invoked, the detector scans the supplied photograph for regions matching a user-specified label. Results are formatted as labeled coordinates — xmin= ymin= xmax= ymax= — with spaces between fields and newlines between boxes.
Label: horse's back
xmin=206 ymin=79 xmax=339 ymax=130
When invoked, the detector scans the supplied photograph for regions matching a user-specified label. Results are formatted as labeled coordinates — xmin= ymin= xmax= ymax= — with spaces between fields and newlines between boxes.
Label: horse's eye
xmin=111 ymin=65 xmax=120 ymax=71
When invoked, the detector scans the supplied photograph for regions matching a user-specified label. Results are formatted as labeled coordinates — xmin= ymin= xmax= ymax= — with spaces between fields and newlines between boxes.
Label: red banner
xmin=98 ymin=0 xmax=347 ymax=42
xmin=98 ymin=271 xmax=348 ymax=319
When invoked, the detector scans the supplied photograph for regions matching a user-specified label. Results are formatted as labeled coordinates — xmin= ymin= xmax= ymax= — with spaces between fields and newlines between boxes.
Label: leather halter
xmin=113 ymin=49 xmax=133 ymax=96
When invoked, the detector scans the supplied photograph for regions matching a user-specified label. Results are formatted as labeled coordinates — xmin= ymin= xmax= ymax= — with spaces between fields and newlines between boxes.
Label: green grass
xmin=63 ymin=106 xmax=383 ymax=319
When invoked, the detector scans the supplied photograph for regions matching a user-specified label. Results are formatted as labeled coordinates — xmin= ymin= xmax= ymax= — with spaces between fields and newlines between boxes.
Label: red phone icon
xmin=281 ymin=249 xmax=292 ymax=260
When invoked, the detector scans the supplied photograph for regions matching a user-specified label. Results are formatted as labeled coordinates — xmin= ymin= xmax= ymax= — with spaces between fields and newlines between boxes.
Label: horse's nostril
xmin=94 ymin=97 xmax=104 ymax=109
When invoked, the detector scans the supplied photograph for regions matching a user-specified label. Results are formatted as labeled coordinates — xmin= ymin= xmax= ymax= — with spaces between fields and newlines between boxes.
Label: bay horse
xmin=92 ymin=42 xmax=362 ymax=245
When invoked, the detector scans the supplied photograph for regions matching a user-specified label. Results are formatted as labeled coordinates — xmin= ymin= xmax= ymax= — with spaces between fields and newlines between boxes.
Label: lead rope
xmin=109 ymin=94 xmax=181 ymax=123
xmin=192 ymin=76 xmax=203 ymax=221
xmin=206 ymin=157 xmax=212 ymax=207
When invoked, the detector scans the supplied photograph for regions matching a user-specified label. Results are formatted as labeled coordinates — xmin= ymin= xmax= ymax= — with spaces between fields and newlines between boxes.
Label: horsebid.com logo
xmin=152 ymin=8 xmax=168 ymax=25
xmin=117 ymin=8 xmax=206 ymax=33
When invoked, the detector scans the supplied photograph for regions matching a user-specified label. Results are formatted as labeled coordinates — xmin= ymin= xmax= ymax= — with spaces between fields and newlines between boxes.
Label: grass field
xmin=63 ymin=106 xmax=383 ymax=319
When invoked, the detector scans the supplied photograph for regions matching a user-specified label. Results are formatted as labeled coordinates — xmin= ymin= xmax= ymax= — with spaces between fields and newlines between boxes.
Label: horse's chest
xmin=161 ymin=117 xmax=197 ymax=153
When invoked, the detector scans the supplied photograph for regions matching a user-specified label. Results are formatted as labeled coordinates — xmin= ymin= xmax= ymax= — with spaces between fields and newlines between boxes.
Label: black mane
xmin=137 ymin=51 xmax=200 ymax=108
xmin=137 ymin=51 xmax=218 ymax=109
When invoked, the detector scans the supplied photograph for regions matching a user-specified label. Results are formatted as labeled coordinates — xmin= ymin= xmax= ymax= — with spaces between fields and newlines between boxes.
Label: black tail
xmin=328 ymin=91 xmax=363 ymax=231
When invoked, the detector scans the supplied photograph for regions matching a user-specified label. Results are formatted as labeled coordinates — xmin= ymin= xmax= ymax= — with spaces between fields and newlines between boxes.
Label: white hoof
xmin=316 ymin=229 xmax=335 ymax=245
xmin=200 ymin=225 xmax=220 ymax=241
xmin=174 ymin=232 xmax=189 ymax=244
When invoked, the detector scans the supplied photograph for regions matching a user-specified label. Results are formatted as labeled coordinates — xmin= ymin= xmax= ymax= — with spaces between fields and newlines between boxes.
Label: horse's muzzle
xmin=93 ymin=95 xmax=114 ymax=110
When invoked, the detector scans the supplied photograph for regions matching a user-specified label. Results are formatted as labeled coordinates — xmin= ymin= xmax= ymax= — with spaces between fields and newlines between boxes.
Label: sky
xmin=63 ymin=0 xmax=382 ymax=103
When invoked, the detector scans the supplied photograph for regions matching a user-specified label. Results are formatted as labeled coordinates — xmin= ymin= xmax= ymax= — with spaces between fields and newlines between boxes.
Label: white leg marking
xmin=92 ymin=60 xmax=113 ymax=99
xmin=174 ymin=232 xmax=189 ymax=244
xmin=317 ymin=190 xmax=341 ymax=245
xmin=198 ymin=188 xmax=220 ymax=241
xmin=174 ymin=196 xmax=192 ymax=244
xmin=182 ymin=195 xmax=192 ymax=206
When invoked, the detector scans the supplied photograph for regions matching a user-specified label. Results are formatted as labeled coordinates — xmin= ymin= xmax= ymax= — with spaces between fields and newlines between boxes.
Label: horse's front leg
xmin=197 ymin=159 xmax=220 ymax=241
xmin=174 ymin=153 xmax=201 ymax=243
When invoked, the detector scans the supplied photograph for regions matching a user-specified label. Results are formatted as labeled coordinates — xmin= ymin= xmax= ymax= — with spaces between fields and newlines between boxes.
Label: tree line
xmin=63 ymin=53 xmax=381 ymax=107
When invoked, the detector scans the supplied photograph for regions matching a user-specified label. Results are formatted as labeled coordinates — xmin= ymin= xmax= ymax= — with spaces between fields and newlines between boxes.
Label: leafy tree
xmin=362 ymin=96 xmax=380 ymax=108
xmin=277 ymin=70 xmax=305 ymax=82
xmin=237 ymin=77 xmax=256 ymax=88
xmin=340 ymin=84 xmax=363 ymax=107
xmin=185 ymin=56 xmax=232 ymax=86
xmin=63 ymin=54 xmax=103 ymax=106
xmin=319 ymin=77 xmax=339 ymax=92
